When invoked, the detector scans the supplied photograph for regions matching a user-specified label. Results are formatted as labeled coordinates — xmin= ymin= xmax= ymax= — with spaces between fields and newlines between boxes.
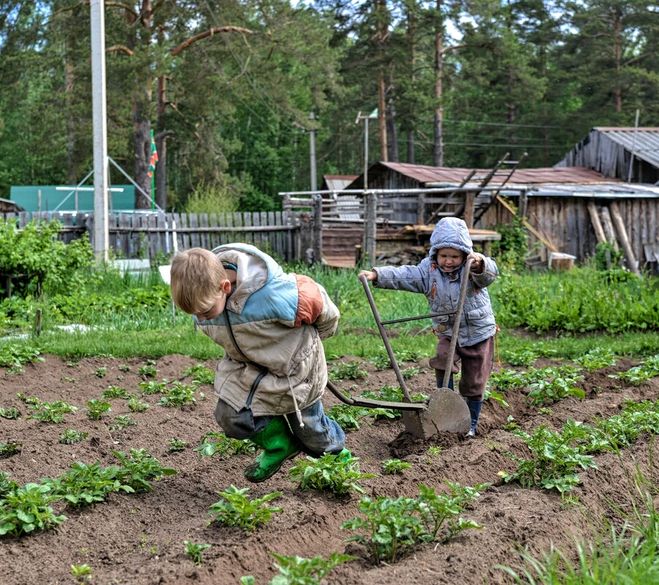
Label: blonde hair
xmin=170 ymin=248 xmax=227 ymax=314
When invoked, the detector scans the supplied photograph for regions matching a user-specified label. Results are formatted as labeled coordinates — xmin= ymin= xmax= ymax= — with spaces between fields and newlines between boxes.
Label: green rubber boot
xmin=244 ymin=417 xmax=301 ymax=483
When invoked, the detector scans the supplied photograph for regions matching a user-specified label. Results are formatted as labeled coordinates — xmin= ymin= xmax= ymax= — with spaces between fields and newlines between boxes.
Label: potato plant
xmin=159 ymin=382 xmax=196 ymax=408
xmin=0 ymin=441 xmax=22 ymax=458
xmin=184 ymin=540 xmax=211 ymax=565
xmin=86 ymin=399 xmax=111 ymax=420
xmin=329 ymin=361 xmax=368 ymax=381
xmin=182 ymin=364 xmax=215 ymax=385
xmin=327 ymin=404 xmax=369 ymax=431
xmin=59 ymin=429 xmax=89 ymax=444
xmin=20 ymin=395 xmax=77 ymax=423
xmin=269 ymin=552 xmax=354 ymax=584
xmin=0 ymin=406 xmax=20 ymax=419
xmin=195 ymin=432 xmax=256 ymax=458
xmin=208 ymin=486 xmax=282 ymax=532
xmin=610 ymin=355 xmax=659 ymax=385
xmin=342 ymin=483 xmax=484 ymax=563
xmin=289 ymin=452 xmax=374 ymax=496
xmin=381 ymin=459 xmax=411 ymax=475
xmin=0 ymin=483 xmax=66 ymax=536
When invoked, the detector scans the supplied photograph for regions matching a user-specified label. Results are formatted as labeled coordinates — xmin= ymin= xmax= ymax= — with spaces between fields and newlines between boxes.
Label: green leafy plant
xmin=46 ymin=462 xmax=132 ymax=508
xmin=289 ymin=452 xmax=374 ymax=496
xmin=402 ymin=366 xmax=421 ymax=380
xmin=138 ymin=380 xmax=167 ymax=395
xmin=610 ymin=355 xmax=659 ymax=386
xmin=369 ymin=354 xmax=391 ymax=371
xmin=0 ymin=406 xmax=21 ymax=419
xmin=500 ymin=425 xmax=596 ymax=494
xmin=168 ymin=438 xmax=189 ymax=452
xmin=184 ymin=540 xmax=211 ymax=565
xmin=381 ymin=459 xmax=411 ymax=475
xmin=327 ymin=404 xmax=368 ymax=431
xmin=183 ymin=364 xmax=215 ymax=385
xmin=195 ymin=432 xmax=256 ymax=457
xmin=575 ymin=347 xmax=616 ymax=371
xmin=342 ymin=483 xmax=483 ymax=563
xmin=269 ymin=552 xmax=354 ymax=585
xmin=127 ymin=396 xmax=149 ymax=412
xmin=159 ymin=382 xmax=196 ymax=408
xmin=25 ymin=397 xmax=77 ymax=423
xmin=0 ymin=482 xmax=66 ymax=536
xmin=86 ymin=399 xmax=111 ymax=420
xmin=0 ymin=343 xmax=44 ymax=373
xmin=527 ymin=368 xmax=585 ymax=406
xmin=0 ymin=472 xmax=18 ymax=499
xmin=501 ymin=348 xmax=538 ymax=367
xmin=94 ymin=367 xmax=107 ymax=378
xmin=0 ymin=441 xmax=22 ymax=458
xmin=329 ymin=361 xmax=368 ymax=381
xmin=70 ymin=563 xmax=93 ymax=583
xmin=484 ymin=388 xmax=509 ymax=408
xmin=59 ymin=429 xmax=89 ymax=445
xmin=138 ymin=361 xmax=158 ymax=378
xmin=208 ymin=485 xmax=282 ymax=532
xmin=110 ymin=414 xmax=136 ymax=431
xmin=111 ymin=449 xmax=176 ymax=492
xmin=102 ymin=385 xmax=130 ymax=400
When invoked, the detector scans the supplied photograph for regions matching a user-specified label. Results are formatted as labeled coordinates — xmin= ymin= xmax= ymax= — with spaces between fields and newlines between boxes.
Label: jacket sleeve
xmin=471 ymin=256 xmax=498 ymax=288
xmin=373 ymin=257 xmax=431 ymax=294
xmin=294 ymin=275 xmax=340 ymax=339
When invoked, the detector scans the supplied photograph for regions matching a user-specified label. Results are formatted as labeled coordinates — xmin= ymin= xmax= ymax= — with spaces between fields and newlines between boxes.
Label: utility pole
xmin=356 ymin=109 xmax=379 ymax=264
xmin=90 ymin=0 xmax=109 ymax=262
xmin=309 ymin=112 xmax=317 ymax=192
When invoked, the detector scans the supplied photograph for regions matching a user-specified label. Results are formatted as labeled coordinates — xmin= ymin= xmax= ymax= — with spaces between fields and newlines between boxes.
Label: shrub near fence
xmin=0 ymin=211 xmax=315 ymax=263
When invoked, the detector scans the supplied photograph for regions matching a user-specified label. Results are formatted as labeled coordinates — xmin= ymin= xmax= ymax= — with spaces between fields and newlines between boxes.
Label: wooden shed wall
xmin=478 ymin=197 xmax=659 ymax=265
xmin=559 ymin=131 xmax=659 ymax=183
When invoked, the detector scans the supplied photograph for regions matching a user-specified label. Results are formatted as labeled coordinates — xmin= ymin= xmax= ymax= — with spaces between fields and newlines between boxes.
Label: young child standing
xmin=359 ymin=217 xmax=498 ymax=437
xmin=170 ymin=243 xmax=346 ymax=482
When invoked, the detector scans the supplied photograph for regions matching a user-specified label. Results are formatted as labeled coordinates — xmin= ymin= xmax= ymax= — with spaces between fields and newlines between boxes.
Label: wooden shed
xmin=556 ymin=127 xmax=659 ymax=184
xmin=337 ymin=161 xmax=659 ymax=271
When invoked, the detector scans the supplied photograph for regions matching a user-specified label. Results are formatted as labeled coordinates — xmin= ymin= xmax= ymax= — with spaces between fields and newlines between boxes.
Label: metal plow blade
xmin=402 ymin=388 xmax=471 ymax=439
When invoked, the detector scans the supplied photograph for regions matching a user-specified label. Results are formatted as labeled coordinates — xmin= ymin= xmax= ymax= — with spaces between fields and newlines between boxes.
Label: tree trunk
xmin=386 ymin=80 xmax=398 ymax=162
xmin=613 ymin=8 xmax=622 ymax=113
xmin=433 ymin=0 xmax=444 ymax=167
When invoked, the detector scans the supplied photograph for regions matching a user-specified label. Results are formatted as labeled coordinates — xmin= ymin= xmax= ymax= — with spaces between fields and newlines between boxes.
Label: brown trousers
xmin=428 ymin=336 xmax=494 ymax=400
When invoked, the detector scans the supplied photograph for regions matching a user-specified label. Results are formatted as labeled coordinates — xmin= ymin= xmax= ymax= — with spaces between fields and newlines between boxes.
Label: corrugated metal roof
xmin=508 ymin=182 xmax=659 ymax=199
xmin=381 ymin=161 xmax=610 ymax=185
xmin=322 ymin=175 xmax=358 ymax=191
xmin=593 ymin=127 xmax=659 ymax=169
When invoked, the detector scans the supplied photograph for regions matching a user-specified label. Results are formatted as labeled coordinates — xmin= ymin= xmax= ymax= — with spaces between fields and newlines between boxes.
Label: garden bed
xmin=0 ymin=354 xmax=657 ymax=584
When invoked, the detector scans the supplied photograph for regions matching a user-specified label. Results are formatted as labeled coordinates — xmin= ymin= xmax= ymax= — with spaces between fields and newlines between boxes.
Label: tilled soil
xmin=0 ymin=354 xmax=657 ymax=585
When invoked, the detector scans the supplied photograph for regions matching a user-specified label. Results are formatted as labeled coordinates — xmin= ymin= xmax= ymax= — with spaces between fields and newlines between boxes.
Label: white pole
xmin=90 ymin=0 xmax=109 ymax=262
xmin=309 ymin=112 xmax=317 ymax=193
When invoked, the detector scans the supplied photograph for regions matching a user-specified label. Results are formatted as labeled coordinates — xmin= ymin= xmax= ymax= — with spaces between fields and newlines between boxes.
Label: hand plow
xmin=326 ymin=260 xmax=473 ymax=440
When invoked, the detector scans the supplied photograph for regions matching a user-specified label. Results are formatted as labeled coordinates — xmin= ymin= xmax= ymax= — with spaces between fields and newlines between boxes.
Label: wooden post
xmin=364 ymin=191 xmax=377 ymax=264
xmin=416 ymin=193 xmax=426 ymax=225
xmin=599 ymin=206 xmax=619 ymax=250
xmin=587 ymin=202 xmax=606 ymax=244
xmin=464 ymin=191 xmax=475 ymax=228
xmin=609 ymin=201 xmax=640 ymax=275
xmin=519 ymin=189 xmax=528 ymax=219
xmin=312 ymin=194 xmax=323 ymax=264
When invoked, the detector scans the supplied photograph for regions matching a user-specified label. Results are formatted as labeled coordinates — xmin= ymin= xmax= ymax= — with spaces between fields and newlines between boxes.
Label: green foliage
xmin=0 ymin=343 xmax=43 ymax=373
xmin=501 ymin=348 xmax=538 ymax=367
xmin=167 ymin=438 xmax=188 ymax=453
xmin=289 ymin=452 xmax=374 ymax=496
xmin=593 ymin=242 xmax=624 ymax=271
xmin=327 ymin=404 xmax=368 ymax=432
xmin=381 ymin=459 xmax=412 ymax=475
xmin=490 ymin=218 xmax=528 ymax=272
xmin=0 ymin=220 xmax=93 ymax=296
xmin=102 ymin=385 xmax=130 ymax=400
xmin=208 ymin=485 xmax=282 ymax=532
xmin=0 ymin=406 xmax=21 ymax=419
xmin=195 ymin=432 xmax=256 ymax=458
xmin=138 ymin=361 xmax=158 ymax=378
xmin=329 ymin=361 xmax=368 ymax=381
xmin=184 ymin=180 xmax=239 ymax=214
xmin=610 ymin=355 xmax=659 ymax=386
xmin=127 ymin=396 xmax=149 ymax=413
xmin=527 ymin=369 xmax=585 ymax=406
xmin=492 ymin=268 xmax=659 ymax=334
xmin=342 ymin=483 xmax=484 ymax=563
xmin=0 ymin=472 xmax=18 ymax=499
xmin=182 ymin=364 xmax=215 ymax=385
xmin=46 ymin=462 xmax=133 ymax=508
xmin=0 ymin=483 xmax=66 ymax=536
xmin=0 ymin=441 xmax=22 ymax=458
xmin=139 ymin=380 xmax=167 ymax=395
xmin=159 ymin=382 xmax=197 ymax=408
xmin=59 ymin=429 xmax=89 ymax=445
xmin=184 ymin=541 xmax=211 ymax=565
xmin=575 ymin=347 xmax=616 ymax=371
xmin=109 ymin=414 xmax=136 ymax=431
xmin=269 ymin=552 xmax=354 ymax=585
xmin=110 ymin=449 xmax=176 ymax=492
xmin=70 ymin=563 xmax=93 ymax=582
xmin=86 ymin=399 xmax=111 ymax=420
xmin=22 ymin=396 xmax=77 ymax=423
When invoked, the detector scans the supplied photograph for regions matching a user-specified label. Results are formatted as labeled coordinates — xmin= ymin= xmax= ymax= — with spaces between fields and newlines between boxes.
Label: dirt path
xmin=0 ymin=355 xmax=657 ymax=585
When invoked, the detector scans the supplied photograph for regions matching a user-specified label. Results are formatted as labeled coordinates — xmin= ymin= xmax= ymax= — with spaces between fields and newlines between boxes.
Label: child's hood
xmin=428 ymin=217 xmax=473 ymax=259
xmin=211 ymin=243 xmax=283 ymax=313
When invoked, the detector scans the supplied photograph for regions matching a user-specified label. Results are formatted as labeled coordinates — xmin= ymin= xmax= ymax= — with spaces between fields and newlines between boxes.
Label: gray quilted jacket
xmin=373 ymin=218 xmax=498 ymax=347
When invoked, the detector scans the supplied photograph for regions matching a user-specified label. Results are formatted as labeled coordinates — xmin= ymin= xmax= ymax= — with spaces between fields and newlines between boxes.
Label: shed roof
xmin=592 ymin=127 xmax=659 ymax=169
xmin=374 ymin=161 xmax=612 ymax=186
xmin=321 ymin=175 xmax=358 ymax=191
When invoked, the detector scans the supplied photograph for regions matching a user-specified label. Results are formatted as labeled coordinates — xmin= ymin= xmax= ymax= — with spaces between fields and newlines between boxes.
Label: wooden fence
xmin=0 ymin=211 xmax=317 ymax=263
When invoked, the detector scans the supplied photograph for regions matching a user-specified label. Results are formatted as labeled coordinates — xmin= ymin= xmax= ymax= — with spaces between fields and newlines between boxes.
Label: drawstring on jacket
xmin=287 ymin=375 xmax=304 ymax=428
